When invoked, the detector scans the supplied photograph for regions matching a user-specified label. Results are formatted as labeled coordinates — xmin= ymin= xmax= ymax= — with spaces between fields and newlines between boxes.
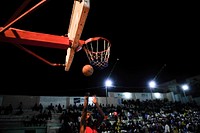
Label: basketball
xmin=82 ymin=64 xmax=94 ymax=76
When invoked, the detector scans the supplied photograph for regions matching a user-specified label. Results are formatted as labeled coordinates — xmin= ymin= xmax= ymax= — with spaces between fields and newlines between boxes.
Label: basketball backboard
xmin=65 ymin=0 xmax=90 ymax=71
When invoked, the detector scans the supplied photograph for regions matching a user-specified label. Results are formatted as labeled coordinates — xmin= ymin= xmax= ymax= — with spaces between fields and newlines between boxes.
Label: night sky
xmin=0 ymin=0 xmax=199 ymax=96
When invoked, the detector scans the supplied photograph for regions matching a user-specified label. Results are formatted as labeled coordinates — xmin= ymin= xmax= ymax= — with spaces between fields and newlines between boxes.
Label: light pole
xmin=148 ymin=80 xmax=156 ymax=113
xmin=106 ymin=86 xmax=108 ymax=105
xmin=181 ymin=84 xmax=189 ymax=103
xmin=105 ymin=79 xmax=112 ymax=106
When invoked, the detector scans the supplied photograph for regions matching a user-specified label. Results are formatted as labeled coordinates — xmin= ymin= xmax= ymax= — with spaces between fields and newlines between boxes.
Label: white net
xmin=83 ymin=37 xmax=111 ymax=69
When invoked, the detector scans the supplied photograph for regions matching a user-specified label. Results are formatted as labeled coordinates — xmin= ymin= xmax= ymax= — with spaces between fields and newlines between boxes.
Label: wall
xmin=1 ymin=92 xmax=198 ymax=110
xmin=1 ymin=95 xmax=40 ymax=109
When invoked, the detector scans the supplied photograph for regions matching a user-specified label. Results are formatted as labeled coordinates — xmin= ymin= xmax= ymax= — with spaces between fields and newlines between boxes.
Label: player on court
xmin=80 ymin=94 xmax=105 ymax=133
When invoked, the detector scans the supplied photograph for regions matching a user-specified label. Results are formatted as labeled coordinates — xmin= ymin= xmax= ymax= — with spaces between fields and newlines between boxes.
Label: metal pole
xmin=0 ymin=0 xmax=47 ymax=33
xmin=183 ymin=90 xmax=187 ymax=103
xmin=150 ymin=88 xmax=153 ymax=100
xmin=106 ymin=86 xmax=108 ymax=106
xmin=150 ymin=88 xmax=154 ymax=112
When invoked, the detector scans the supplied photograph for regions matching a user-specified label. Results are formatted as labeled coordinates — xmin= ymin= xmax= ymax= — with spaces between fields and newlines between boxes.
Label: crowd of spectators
xmin=1 ymin=98 xmax=200 ymax=133
xmin=58 ymin=99 xmax=200 ymax=133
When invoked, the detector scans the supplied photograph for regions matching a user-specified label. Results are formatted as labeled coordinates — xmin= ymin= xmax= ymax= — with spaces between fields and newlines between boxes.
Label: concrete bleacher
xmin=0 ymin=110 xmax=47 ymax=133
xmin=46 ymin=112 xmax=62 ymax=133
xmin=0 ymin=112 xmax=27 ymax=128
xmin=0 ymin=103 xmax=66 ymax=133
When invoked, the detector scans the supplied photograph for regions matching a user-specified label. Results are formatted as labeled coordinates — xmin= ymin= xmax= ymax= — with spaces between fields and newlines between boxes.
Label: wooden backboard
xmin=65 ymin=0 xmax=90 ymax=71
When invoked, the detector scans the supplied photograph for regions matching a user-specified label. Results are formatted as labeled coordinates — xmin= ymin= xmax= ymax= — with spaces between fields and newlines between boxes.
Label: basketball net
xmin=83 ymin=37 xmax=111 ymax=70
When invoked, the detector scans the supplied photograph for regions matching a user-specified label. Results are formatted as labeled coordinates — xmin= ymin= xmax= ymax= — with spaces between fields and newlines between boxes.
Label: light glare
xmin=105 ymin=79 xmax=112 ymax=87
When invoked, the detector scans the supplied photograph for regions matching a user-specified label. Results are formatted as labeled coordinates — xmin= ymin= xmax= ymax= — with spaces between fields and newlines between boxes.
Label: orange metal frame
xmin=0 ymin=0 xmax=89 ymax=71
xmin=0 ymin=27 xmax=85 ymax=50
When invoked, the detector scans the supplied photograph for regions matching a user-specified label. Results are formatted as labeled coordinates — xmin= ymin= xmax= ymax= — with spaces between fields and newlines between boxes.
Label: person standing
xmin=80 ymin=94 xmax=105 ymax=133
xmin=164 ymin=122 xmax=170 ymax=133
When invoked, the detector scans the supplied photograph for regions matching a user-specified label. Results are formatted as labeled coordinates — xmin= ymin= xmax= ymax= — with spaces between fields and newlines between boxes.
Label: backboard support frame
xmin=0 ymin=0 xmax=90 ymax=71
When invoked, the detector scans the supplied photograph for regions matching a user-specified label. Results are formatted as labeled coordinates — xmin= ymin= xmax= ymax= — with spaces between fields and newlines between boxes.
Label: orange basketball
xmin=82 ymin=64 xmax=94 ymax=76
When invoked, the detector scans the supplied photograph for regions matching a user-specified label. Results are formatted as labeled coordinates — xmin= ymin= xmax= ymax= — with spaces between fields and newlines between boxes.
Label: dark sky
xmin=0 ymin=0 xmax=199 ymax=96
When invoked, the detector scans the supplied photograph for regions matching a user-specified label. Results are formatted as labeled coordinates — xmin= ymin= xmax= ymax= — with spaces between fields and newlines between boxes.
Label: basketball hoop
xmin=83 ymin=37 xmax=111 ymax=70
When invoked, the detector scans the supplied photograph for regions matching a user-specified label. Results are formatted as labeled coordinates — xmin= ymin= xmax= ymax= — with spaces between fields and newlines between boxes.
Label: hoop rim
xmin=84 ymin=37 xmax=111 ymax=45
